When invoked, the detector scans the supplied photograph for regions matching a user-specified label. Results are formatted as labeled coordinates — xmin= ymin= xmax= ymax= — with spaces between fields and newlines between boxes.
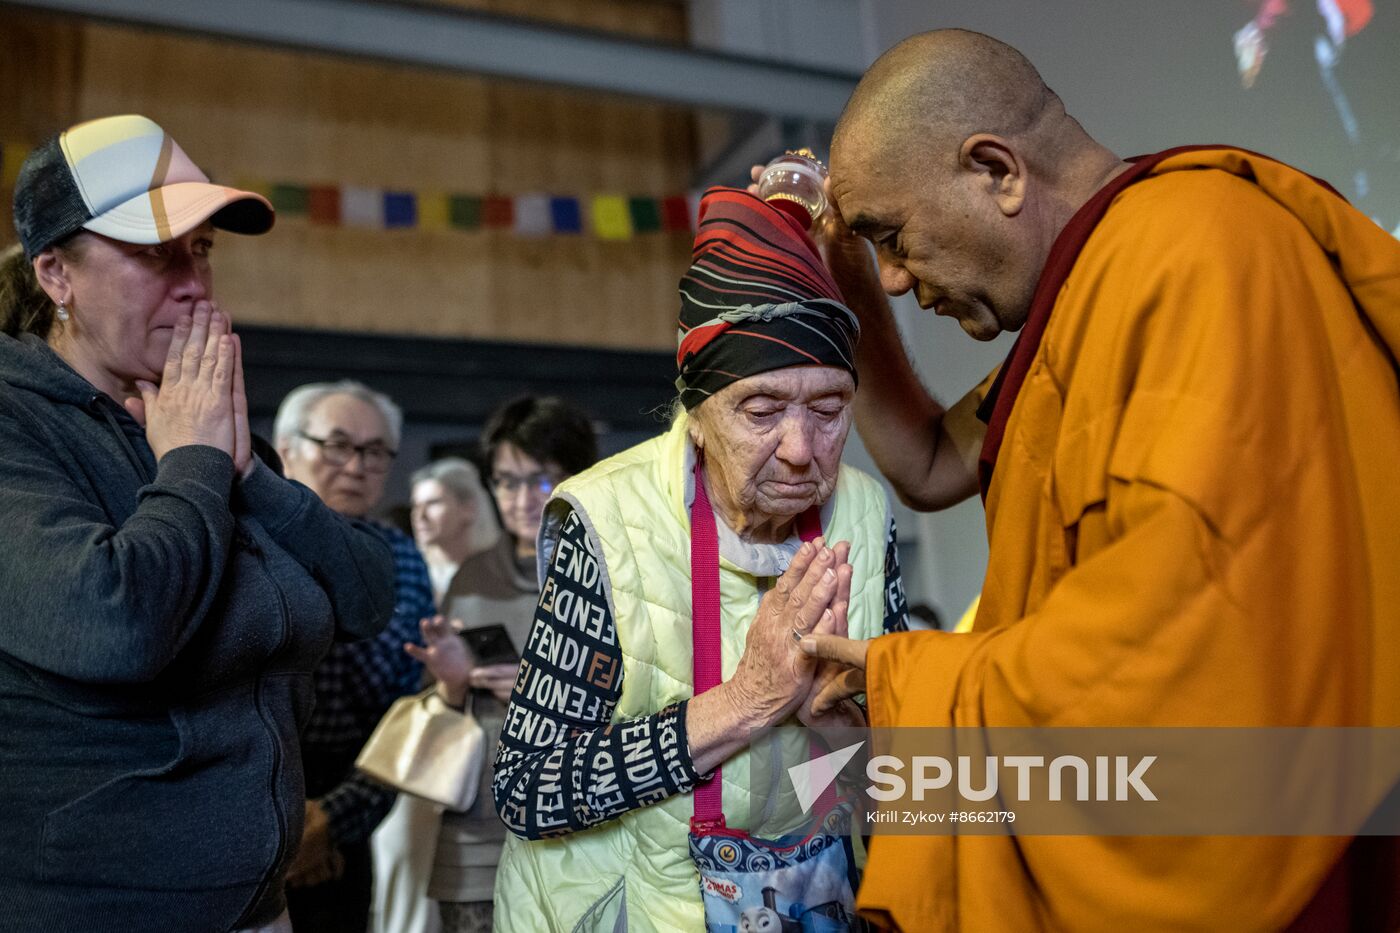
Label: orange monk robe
xmin=859 ymin=150 xmax=1400 ymax=931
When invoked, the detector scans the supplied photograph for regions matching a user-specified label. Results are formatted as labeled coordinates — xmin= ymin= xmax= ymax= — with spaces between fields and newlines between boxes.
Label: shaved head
xmin=828 ymin=30 xmax=1123 ymax=339
xmin=834 ymin=29 xmax=1061 ymax=164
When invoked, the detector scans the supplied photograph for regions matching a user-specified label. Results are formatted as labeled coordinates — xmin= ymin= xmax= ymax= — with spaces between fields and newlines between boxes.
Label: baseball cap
xmin=12 ymin=114 xmax=274 ymax=259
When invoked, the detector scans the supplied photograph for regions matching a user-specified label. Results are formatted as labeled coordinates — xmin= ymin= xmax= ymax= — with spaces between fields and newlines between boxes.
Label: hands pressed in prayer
xmin=122 ymin=300 xmax=257 ymax=480
xmin=687 ymin=538 xmax=850 ymax=775
xmin=794 ymin=542 xmax=867 ymax=730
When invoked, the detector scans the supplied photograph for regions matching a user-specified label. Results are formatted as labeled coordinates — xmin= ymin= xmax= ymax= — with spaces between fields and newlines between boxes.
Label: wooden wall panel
xmin=0 ymin=3 xmax=694 ymax=351
xmin=0 ymin=10 xmax=82 ymax=240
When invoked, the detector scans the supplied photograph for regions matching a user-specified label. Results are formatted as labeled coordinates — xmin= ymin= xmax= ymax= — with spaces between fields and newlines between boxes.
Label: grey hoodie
xmin=0 ymin=333 xmax=395 ymax=932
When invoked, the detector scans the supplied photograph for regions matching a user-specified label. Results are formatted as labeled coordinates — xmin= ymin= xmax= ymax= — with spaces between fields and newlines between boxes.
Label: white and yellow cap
xmin=13 ymin=114 xmax=273 ymax=258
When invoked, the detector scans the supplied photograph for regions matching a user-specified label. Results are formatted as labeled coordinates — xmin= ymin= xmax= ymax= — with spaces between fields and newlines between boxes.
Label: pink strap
xmin=691 ymin=458 xmax=822 ymax=830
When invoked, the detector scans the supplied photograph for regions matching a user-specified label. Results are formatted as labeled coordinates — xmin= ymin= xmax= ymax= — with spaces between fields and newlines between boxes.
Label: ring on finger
xmin=791 ymin=627 xmax=804 ymax=643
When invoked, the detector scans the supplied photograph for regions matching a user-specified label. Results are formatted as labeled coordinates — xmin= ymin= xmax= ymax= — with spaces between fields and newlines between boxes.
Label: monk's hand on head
xmin=747 ymin=163 xmax=765 ymax=197
xmin=134 ymin=300 xmax=237 ymax=465
xmin=726 ymin=538 xmax=843 ymax=727
xmin=810 ymin=176 xmax=883 ymax=295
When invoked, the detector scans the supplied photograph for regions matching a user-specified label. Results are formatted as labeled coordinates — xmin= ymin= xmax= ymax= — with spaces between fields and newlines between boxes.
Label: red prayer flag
xmin=483 ymin=195 xmax=514 ymax=229
xmin=661 ymin=195 xmax=691 ymax=232
xmin=308 ymin=186 xmax=341 ymax=225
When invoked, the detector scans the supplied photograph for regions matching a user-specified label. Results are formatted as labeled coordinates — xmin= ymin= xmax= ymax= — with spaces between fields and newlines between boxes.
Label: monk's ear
xmin=958 ymin=134 xmax=1026 ymax=217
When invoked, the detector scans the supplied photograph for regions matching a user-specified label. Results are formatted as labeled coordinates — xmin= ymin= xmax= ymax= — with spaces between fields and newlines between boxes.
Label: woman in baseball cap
xmin=0 ymin=116 xmax=395 ymax=933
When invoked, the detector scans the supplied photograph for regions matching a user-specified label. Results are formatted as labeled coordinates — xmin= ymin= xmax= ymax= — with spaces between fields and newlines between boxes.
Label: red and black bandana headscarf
xmin=675 ymin=187 xmax=860 ymax=410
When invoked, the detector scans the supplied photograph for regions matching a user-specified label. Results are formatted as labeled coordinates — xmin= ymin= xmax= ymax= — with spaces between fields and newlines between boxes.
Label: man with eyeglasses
xmin=272 ymin=380 xmax=434 ymax=933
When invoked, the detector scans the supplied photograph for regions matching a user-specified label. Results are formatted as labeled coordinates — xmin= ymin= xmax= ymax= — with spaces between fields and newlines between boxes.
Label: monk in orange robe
xmin=802 ymin=29 xmax=1400 ymax=931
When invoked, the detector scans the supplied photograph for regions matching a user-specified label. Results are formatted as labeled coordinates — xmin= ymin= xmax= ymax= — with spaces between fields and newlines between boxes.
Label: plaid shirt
xmin=305 ymin=522 xmax=433 ymax=847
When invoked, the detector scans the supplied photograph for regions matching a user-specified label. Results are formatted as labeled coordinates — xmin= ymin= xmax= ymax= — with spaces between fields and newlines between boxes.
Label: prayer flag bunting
xmin=550 ymin=197 xmax=582 ymax=234
xmin=269 ymin=183 xmax=309 ymax=215
xmin=482 ymin=195 xmax=514 ymax=229
xmin=661 ymin=195 xmax=691 ymax=232
xmin=628 ymin=197 xmax=661 ymax=234
xmin=592 ymin=195 xmax=633 ymax=240
xmin=418 ymin=192 xmax=451 ymax=231
xmin=235 ymin=178 xmax=274 ymax=201
xmin=308 ymin=186 xmax=341 ymax=225
xmin=449 ymin=195 xmax=482 ymax=230
xmin=512 ymin=193 xmax=551 ymax=237
xmin=2 ymin=134 xmax=701 ymax=238
xmin=341 ymin=185 xmax=383 ymax=228
xmin=383 ymin=191 xmax=416 ymax=229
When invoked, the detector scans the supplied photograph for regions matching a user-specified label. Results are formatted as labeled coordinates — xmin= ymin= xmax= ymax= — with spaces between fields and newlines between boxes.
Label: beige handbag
xmin=356 ymin=687 xmax=485 ymax=812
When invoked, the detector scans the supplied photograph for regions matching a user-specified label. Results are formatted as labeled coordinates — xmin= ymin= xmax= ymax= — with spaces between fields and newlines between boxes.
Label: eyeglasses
xmin=490 ymin=472 xmax=559 ymax=497
xmin=298 ymin=433 xmax=397 ymax=472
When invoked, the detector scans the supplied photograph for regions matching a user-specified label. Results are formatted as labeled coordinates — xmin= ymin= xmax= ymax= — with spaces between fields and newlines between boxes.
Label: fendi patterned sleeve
xmin=493 ymin=506 xmax=699 ymax=840
xmin=884 ymin=517 xmax=910 ymax=634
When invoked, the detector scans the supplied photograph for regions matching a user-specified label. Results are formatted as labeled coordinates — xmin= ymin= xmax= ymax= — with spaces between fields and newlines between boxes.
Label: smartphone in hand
xmin=458 ymin=624 xmax=519 ymax=667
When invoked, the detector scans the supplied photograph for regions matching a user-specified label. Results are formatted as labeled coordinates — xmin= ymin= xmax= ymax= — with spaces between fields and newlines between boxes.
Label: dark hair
xmin=1 ymin=243 xmax=54 ymax=338
xmin=483 ymin=396 xmax=598 ymax=478
xmin=1 ymin=236 xmax=85 ymax=340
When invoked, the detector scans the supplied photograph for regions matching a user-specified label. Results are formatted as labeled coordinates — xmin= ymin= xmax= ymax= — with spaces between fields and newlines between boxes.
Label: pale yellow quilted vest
xmin=494 ymin=415 xmax=888 ymax=933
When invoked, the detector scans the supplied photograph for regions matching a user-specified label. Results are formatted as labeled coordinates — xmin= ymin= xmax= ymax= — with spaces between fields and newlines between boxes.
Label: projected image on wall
xmin=1231 ymin=0 xmax=1396 ymax=234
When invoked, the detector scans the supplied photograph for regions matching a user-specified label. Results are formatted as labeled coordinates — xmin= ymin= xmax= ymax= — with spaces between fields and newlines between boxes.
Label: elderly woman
xmin=0 ymin=116 xmax=394 ymax=933
xmin=491 ymin=188 xmax=908 ymax=931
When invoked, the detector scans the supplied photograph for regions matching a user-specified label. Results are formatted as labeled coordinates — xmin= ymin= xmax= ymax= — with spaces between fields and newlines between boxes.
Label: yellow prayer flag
xmin=417 ymin=192 xmax=450 ymax=231
xmin=591 ymin=194 xmax=633 ymax=240
xmin=235 ymin=177 xmax=274 ymax=201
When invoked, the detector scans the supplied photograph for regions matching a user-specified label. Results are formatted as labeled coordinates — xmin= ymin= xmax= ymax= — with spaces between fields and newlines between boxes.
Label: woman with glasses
xmin=272 ymin=380 xmax=436 ymax=933
xmin=401 ymin=395 xmax=597 ymax=933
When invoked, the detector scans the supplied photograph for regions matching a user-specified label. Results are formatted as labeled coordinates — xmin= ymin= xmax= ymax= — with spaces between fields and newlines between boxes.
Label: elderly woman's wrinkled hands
xmin=795 ymin=545 xmax=868 ymax=730
xmin=728 ymin=538 xmax=848 ymax=727
xmin=124 ymin=300 xmax=245 ymax=469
